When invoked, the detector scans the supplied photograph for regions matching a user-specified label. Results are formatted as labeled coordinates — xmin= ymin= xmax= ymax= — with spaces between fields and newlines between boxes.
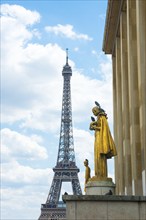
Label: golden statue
xmin=89 ymin=102 xmax=117 ymax=180
xmin=84 ymin=159 xmax=91 ymax=191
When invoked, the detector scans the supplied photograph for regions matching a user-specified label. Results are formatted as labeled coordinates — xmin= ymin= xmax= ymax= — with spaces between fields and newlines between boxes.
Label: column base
xmin=85 ymin=176 xmax=116 ymax=195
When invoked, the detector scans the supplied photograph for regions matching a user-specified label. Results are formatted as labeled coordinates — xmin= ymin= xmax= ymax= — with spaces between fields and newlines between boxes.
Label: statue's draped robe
xmin=85 ymin=166 xmax=91 ymax=184
xmin=94 ymin=113 xmax=117 ymax=178
xmin=84 ymin=166 xmax=91 ymax=191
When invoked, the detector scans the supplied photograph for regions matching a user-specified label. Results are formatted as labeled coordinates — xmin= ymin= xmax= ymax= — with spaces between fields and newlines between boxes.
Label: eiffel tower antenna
xmin=66 ymin=48 xmax=68 ymax=65
xmin=38 ymin=49 xmax=82 ymax=220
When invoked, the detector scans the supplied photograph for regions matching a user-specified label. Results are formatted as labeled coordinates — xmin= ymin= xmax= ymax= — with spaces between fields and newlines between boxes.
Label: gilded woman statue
xmin=89 ymin=102 xmax=117 ymax=180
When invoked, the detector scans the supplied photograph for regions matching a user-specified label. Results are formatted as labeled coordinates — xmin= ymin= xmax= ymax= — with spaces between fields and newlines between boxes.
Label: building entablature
xmin=103 ymin=0 xmax=126 ymax=54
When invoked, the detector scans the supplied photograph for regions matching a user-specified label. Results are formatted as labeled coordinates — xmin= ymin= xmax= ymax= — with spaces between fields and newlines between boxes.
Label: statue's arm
xmin=90 ymin=120 xmax=101 ymax=131
xmin=89 ymin=121 xmax=97 ymax=130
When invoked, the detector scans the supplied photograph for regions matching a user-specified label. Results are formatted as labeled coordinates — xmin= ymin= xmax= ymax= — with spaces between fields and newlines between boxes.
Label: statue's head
xmin=92 ymin=101 xmax=105 ymax=116
xmin=92 ymin=106 xmax=100 ymax=116
xmin=84 ymin=159 xmax=89 ymax=166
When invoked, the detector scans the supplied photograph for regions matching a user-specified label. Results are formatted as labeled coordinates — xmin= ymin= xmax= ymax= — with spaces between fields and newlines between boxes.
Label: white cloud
xmin=2 ymin=160 xmax=52 ymax=185
xmin=74 ymin=47 xmax=79 ymax=52
xmin=99 ymin=55 xmax=112 ymax=81
xmin=99 ymin=13 xmax=106 ymax=21
xmin=1 ymin=4 xmax=40 ymax=25
xmin=74 ymin=128 xmax=94 ymax=164
xmin=1 ymin=186 xmax=50 ymax=219
xmin=72 ymin=67 xmax=113 ymax=126
xmin=1 ymin=128 xmax=48 ymax=161
xmin=1 ymin=17 xmax=65 ymax=127
xmin=1 ymin=5 xmax=69 ymax=129
xmin=92 ymin=50 xmax=97 ymax=55
xmin=1 ymin=4 xmax=41 ymax=61
xmin=45 ymin=24 xmax=93 ymax=41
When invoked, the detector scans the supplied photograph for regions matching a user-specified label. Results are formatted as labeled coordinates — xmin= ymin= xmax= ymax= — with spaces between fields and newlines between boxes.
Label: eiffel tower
xmin=38 ymin=49 xmax=82 ymax=220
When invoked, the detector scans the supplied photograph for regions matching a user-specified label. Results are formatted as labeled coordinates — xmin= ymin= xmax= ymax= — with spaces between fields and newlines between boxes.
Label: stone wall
xmin=63 ymin=195 xmax=146 ymax=220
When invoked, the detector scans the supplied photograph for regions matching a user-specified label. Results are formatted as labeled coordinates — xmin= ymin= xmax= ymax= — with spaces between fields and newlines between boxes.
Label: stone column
xmin=127 ymin=0 xmax=142 ymax=195
xmin=115 ymin=36 xmax=125 ymax=195
xmin=136 ymin=0 xmax=146 ymax=196
xmin=120 ymin=9 xmax=132 ymax=195
xmin=112 ymin=55 xmax=119 ymax=194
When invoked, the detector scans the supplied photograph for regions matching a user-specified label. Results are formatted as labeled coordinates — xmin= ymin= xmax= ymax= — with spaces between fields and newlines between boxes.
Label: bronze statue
xmin=89 ymin=102 xmax=117 ymax=180
xmin=84 ymin=159 xmax=91 ymax=191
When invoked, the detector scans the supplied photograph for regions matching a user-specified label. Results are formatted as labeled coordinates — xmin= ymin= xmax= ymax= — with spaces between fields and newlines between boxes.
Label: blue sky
xmin=1 ymin=1 xmax=115 ymax=219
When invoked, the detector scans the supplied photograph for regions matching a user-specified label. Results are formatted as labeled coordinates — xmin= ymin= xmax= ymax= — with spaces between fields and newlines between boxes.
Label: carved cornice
xmin=102 ymin=0 xmax=124 ymax=54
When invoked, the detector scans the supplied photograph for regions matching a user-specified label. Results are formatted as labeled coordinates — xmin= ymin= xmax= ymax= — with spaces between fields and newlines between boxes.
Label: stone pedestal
xmin=85 ymin=177 xmax=116 ymax=195
xmin=62 ymin=195 xmax=146 ymax=220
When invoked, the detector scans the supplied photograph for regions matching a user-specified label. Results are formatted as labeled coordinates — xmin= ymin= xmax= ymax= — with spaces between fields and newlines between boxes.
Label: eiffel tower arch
xmin=38 ymin=49 xmax=82 ymax=220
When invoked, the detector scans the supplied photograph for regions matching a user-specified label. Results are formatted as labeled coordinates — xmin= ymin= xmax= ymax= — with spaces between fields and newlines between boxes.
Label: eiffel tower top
xmin=66 ymin=48 xmax=69 ymax=65
xmin=57 ymin=48 xmax=76 ymax=168
xmin=62 ymin=48 xmax=72 ymax=76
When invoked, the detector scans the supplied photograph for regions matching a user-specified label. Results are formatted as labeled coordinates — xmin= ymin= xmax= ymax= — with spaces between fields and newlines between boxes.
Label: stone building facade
xmin=103 ymin=0 xmax=146 ymax=196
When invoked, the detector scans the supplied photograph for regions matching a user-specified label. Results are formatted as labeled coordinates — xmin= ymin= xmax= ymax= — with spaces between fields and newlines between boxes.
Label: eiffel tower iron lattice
xmin=38 ymin=49 xmax=82 ymax=220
